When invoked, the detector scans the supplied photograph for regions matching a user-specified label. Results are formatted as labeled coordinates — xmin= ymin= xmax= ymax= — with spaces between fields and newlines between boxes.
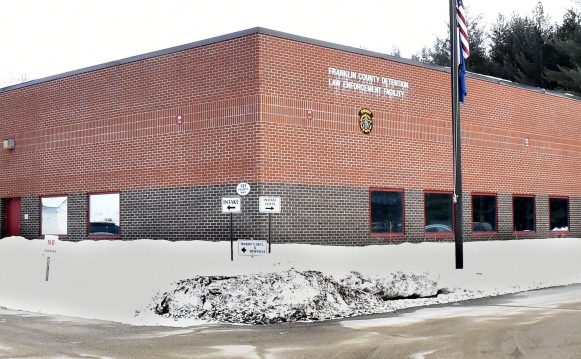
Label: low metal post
xmin=268 ymin=213 xmax=272 ymax=253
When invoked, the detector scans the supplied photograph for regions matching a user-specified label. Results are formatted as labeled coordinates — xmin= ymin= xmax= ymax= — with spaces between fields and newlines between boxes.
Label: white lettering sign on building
xmin=328 ymin=67 xmax=410 ymax=99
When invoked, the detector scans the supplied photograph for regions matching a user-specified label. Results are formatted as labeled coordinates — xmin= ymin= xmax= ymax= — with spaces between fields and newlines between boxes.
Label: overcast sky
xmin=0 ymin=0 xmax=578 ymax=87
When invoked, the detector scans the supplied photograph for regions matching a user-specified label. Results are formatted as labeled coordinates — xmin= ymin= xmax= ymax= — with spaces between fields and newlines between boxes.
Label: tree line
xmin=413 ymin=2 xmax=581 ymax=95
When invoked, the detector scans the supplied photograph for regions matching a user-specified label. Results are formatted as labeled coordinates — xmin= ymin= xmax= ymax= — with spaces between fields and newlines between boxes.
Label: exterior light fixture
xmin=2 ymin=138 xmax=15 ymax=150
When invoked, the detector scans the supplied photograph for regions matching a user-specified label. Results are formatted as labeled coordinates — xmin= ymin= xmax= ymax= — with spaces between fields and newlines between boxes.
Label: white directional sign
xmin=238 ymin=239 xmax=267 ymax=256
xmin=259 ymin=196 xmax=281 ymax=214
xmin=236 ymin=182 xmax=251 ymax=196
xmin=221 ymin=197 xmax=241 ymax=213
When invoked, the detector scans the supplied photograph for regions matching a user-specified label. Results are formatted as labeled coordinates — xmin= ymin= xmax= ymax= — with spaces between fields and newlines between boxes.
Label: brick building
xmin=1 ymin=28 xmax=579 ymax=244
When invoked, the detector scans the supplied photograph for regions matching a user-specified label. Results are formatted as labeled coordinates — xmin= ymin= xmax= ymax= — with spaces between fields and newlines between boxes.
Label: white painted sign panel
xmin=259 ymin=196 xmax=282 ymax=214
xmin=238 ymin=239 xmax=267 ymax=256
xmin=221 ymin=197 xmax=241 ymax=213
xmin=236 ymin=182 xmax=251 ymax=196
xmin=44 ymin=235 xmax=58 ymax=255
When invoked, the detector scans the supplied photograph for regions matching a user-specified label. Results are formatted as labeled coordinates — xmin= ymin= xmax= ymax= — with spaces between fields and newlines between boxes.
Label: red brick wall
xmin=0 ymin=36 xmax=261 ymax=197
xmin=1 ymin=31 xmax=579 ymax=199
xmin=256 ymin=35 xmax=581 ymax=196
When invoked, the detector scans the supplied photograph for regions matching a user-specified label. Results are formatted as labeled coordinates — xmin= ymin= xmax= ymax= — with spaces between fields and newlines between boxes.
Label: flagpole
xmin=449 ymin=0 xmax=464 ymax=269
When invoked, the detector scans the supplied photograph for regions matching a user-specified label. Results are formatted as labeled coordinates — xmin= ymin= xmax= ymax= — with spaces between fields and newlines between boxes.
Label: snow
xmin=0 ymin=236 xmax=580 ymax=326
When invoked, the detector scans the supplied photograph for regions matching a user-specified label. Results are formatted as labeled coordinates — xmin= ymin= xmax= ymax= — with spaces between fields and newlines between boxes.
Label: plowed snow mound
xmin=151 ymin=269 xmax=439 ymax=324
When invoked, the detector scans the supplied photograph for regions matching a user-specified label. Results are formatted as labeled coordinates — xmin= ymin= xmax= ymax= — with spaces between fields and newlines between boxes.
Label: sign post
xmin=449 ymin=0 xmax=464 ymax=269
xmin=44 ymin=235 xmax=58 ymax=281
xmin=259 ymin=196 xmax=281 ymax=253
xmin=222 ymin=197 xmax=241 ymax=261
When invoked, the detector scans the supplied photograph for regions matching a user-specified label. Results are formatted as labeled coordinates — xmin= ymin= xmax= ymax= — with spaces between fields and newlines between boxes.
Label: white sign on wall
xmin=259 ymin=196 xmax=281 ymax=214
xmin=221 ymin=197 xmax=241 ymax=213
xmin=236 ymin=182 xmax=251 ymax=196
xmin=328 ymin=66 xmax=410 ymax=99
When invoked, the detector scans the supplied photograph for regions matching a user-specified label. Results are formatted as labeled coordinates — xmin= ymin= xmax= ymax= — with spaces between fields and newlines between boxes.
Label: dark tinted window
xmin=425 ymin=193 xmax=453 ymax=233
xmin=90 ymin=222 xmax=120 ymax=235
xmin=513 ymin=196 xmax=535 ymax=232
xmin=472 ymin=195 xmax=497 ymax=232
xmin=371 ymin=191 xmax=403 ymax=234
xmin=550 ymin=198 xmax=569 ymax=231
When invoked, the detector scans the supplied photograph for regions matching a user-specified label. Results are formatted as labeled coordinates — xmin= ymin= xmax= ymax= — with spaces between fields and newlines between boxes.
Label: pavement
xmin=1 ymin=284 xmax=581 ymax=358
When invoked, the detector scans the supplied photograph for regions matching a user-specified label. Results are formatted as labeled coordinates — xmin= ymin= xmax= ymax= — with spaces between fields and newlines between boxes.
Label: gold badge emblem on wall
xmin=358 ymin=108 xmax=373 ymax=134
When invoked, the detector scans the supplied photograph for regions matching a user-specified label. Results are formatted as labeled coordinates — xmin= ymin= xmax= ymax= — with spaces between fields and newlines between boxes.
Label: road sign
xmin=259 ymin=196 xmax=281 ymax=213
xmin=44 ymin=235 xmax=59 ymax=255
xmin=43 ymin=235 xmax=59 ymax=282
xmin=221 ymin=197 xmax=241 ymax=213
xmin=236 ymin=182 xmax=251 ymax=196
xmin=238 ymin=239 xmax=267 ymax=256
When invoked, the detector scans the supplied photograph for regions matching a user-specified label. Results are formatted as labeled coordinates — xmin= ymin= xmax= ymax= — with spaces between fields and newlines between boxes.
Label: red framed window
xmin=88 ymin=192 xmax=120 ymax=238
xmin=369 ymin=188 xmax=405 ymax=237
xmin=471 ymin=193 xmax=498 ymax=234
xmin=549 ymin=196 xmax=569 ymax=233
xmin=513 ymin=195 xmax=535 ymax=233
xmin=41 ymin=196 xmax=68 ymax=236
xmin=424 ymin=191 xmax=454 ymax=236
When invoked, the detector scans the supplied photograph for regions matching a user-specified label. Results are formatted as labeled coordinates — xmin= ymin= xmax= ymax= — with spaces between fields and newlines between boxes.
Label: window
xmin=89 ymin=193 xmax=120 ymax=236
xmin=425 ymin=192 xmax=453 ymax=233
xmin=471 ymin=194 xmax=497 ymax=232
xmin=41 ymin=196 xmax=68 ymax=235
xmin=370 ymin=189 xmax=404 ymax=235
xmin=513 ymin=195 xmax=535 ymax=232
xmin=549 ymin=197 xmax=569 ymax=232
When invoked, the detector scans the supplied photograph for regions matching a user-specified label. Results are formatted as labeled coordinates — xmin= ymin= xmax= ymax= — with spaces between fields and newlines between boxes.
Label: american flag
xmin=457 ymin=0 xmax=469 ymax=102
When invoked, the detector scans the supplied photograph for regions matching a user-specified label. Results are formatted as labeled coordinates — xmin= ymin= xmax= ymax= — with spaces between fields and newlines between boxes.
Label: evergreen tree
xmin=414 ymin=14 xmax=490 ymax=75
xmin=465 ymin=15 xmax=492 ymax=75
xmin=417 ymin=36 xmax=450 ymax=67
xmin=545 ymin=9 xmax=581 ymax=94
xmin=414 ymin=2 xmax=580 ymax=94
xmin=489 ymin=3 xmax=553 ymax=88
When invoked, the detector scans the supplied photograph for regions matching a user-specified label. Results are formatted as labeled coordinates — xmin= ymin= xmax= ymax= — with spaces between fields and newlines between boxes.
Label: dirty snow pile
xmin=151 ymin=270 xmax=438 ymax=324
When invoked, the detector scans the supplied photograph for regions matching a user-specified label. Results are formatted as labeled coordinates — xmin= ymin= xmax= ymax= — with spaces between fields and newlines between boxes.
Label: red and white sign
xmin=44 ymin=235 xmax=59 ymax=255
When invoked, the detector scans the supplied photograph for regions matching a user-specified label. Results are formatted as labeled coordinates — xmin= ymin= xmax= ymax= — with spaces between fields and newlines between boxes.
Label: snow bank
xmin=151 ymin=270 xmax=438 ymax=324
xmin=0 ymin=236 xmax=580 ymax=326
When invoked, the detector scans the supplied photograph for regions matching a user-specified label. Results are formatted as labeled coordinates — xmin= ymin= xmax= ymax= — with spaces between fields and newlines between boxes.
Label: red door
xmin=5 ymin=198 xmax=21 ymax=237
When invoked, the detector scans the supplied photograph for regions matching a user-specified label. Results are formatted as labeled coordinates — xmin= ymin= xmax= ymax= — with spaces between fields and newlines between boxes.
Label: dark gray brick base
xmin=3 ymin=186 xmax=580 ymax=245
xmin=536 ymin=195 xmax=550 ymax=238
xmin=570 ymin=197 xmax=581 ymax=238
xmin=67 ymin=194 xmax=88 ymax=241
xmin=253 ymin=184 xmax=369 ymax=245
xmin=20 ymin=196 xmax=40 ymax=239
